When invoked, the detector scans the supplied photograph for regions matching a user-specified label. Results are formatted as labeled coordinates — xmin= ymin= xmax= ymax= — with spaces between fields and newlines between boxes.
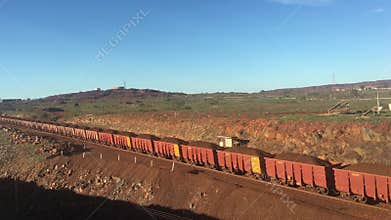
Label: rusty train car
xmin=217 ymin=147 xmax=265 ymax=178
xmin=181 ymin=142 xmax=218 ymax=168
xmin=1 ymin=115 xmax=390 ymax=205
xmin=333 ymin=168 xmax=391 ymax=203
xmin=265 ymin=157 xmax=331 ymax=194
xmin=153 ymin=137 xmax=185 ymax=160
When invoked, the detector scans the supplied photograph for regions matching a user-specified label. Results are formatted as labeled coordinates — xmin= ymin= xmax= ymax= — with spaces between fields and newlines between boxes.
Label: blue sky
xmin=0 ymin=0 xmax=390 ymax=98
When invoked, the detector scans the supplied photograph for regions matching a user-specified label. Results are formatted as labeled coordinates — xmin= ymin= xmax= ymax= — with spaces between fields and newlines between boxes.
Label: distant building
xmin=112 ymin=86 xmax=125 ymax=90
xmin=332 ymin=88 xmax=346 ymax=92
xmin=364 ymin=86 xmax=377 ymax=91
xmin=377 ymin=87 xmax=391 ymax=90
xmin=1 ymin=99 xmax=22 ymax=103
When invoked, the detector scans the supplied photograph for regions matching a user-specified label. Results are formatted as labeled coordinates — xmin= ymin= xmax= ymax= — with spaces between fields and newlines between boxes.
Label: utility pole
xmin=376 ymin=91 xmax=381 ymax=115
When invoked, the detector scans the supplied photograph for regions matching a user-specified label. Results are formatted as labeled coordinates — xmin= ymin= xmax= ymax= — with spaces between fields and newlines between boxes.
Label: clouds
xmin=372 ymin=8 xmax=385 ymax=13
xmin=268 ymin=0 xmax=334 ymax=6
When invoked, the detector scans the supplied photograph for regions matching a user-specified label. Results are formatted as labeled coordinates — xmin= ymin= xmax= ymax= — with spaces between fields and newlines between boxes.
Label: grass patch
xmin=279 ymin=113 xmax=391 ymax=123
xmin=0 ymin=130 xmax=44 ymax=168
xmin=18 ymin=142 xmax=45 ymax=165
xmin=0 ymin=131 xmax=11 ymax=145
xmin=3 ymin=89 xmax=391 ymax=122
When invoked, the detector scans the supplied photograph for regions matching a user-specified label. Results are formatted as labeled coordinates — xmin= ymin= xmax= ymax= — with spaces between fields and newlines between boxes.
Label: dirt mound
xmin=345 ymin=163 xmax=391 ymax=177
xmin=43 ymin=107 xmax=64 ymax=113
xmin=160 ymin=137 xmax=188 ymax=144
xmin=225 ymin=147 xmax=271 ymax=157
xmin=116 ymin=131 xmax=136 ymax=137
xmin=97 ymin=128 xmax=116 ymax=133
xmin=187 ymin=141 xmax=219 ymax=149
xmin=275 ymin=153 xmax=331 ymax=166
xmin=137 ymin=134 xmax=160 ymax=140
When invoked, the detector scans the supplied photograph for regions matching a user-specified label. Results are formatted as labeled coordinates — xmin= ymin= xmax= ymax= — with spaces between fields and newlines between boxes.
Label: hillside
xmin=262 ymin=79 xmax=391 ymax=95
xmin=42 ymin=88 xmax=185 ymax=102
xmin=2 ymin=82 xmax=391 ymax=166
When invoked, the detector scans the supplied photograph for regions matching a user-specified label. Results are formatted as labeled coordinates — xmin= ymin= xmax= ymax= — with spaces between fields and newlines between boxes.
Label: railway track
xmin=2 ymin=122 xmax=391 ymax=214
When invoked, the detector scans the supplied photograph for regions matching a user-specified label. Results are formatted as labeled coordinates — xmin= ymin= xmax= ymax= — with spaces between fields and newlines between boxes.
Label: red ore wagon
xmin=73 ymin=127 xmax=87 ymax=139
xmin=53 ymin=125 xmax=62 ymax=134
xmin=85 ymin=129 xmax=99 ymax=142
xmin=39 ymin=122 xmax=46 ymax=131
xmin=36 ymin=122 xmax=44 ymax=131
xmin=57 ymin=126 xmax=67 ymax=136
xmin=153 ymin=137 xmax=185 ymax=160
xmin=333 ymin=167 xmax=391 ymax=203
xmin=40 ymin=123 xmax=50 ymax=132
xmin=24 ymin=121 xmax=34 ymax=129
xmin=47 ymin=124 xmax=58 ymax=133
xmin=64 ymin=126 xmax=75 ymax=137
xmin=98 ymin=131 xmax=114 ymax=145
xmin=216 ymin=147 xmax=264 ymax=178
xmin=131 ymin=135 xmax=155 ymax=153
xmin=181 ymin=141 xmax=217 ymax=168
xmin=265 ymin=156 xmax=330 ymax=194
xmin=113 ymin=133 xmax=132 ymax=149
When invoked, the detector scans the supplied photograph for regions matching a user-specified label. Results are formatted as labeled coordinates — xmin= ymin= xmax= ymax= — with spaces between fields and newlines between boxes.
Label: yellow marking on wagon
xmin=126 ymin=137 xmax=131 ymax=149
xmin=251 ymin=157 xmax=261 ymax=174
xmin=174 ymin=144 xmax=180 ymax=158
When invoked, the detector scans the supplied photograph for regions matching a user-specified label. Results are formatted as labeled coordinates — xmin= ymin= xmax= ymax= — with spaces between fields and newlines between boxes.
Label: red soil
xmin=274 ymin=153 xmax=331 ymax=166
xmin=2 ymin=127 xmax=391 ymax=220
xmin=345 ymin=163 xmax=391 ymax=177
xmin=225 ymin=146 xmax=270 ymax=157
xmin=187 ymin=141 xmax=220 ymax=149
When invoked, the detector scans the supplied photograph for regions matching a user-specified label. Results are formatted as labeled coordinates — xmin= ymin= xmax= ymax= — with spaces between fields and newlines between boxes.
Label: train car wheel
xmin=316 ymin=187 xmax=329 ymax=195
xmin=270 ymin=178 xmax=279 ymax=185
xmin=354 ymin=195 xmax=368 ymax=204
xmin=260 ymin=174 xmax=269 ymax=181
xmin=304 ymin=185 xmax=313 ymax=191
xmin=340 ymin=192 xmax=351 ymax=200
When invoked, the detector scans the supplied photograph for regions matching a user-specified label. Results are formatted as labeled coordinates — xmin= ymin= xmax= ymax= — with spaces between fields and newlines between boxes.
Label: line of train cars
xmin=1 ymin=115 xmax=390 ymax=205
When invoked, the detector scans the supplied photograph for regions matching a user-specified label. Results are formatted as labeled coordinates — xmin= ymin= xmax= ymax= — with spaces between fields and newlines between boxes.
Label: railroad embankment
xmin=71 ymin=113 xmax=391 ymax=165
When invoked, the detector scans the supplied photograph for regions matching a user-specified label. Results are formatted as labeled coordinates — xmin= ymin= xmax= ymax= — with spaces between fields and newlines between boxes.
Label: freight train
xmin=1 ymin=115 xmax=390 ymax=205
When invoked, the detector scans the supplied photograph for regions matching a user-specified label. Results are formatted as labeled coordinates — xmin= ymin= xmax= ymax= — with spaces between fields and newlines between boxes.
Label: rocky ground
xmin=1 ymin=126 xmax=391 ymax=220
xmin=70 ymin=113 xmax=391 ymax=165
xmin=0 ymin=126 xmax=213 ymax=219
xmin=0 ymin=127 xmax=154 ymax=204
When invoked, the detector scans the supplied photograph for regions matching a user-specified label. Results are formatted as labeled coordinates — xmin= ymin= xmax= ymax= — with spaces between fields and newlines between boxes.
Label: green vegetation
xmin=278 ymin=113 xmax=391 ymax=123
xmin=0 ymin=130 xmax=44 ymax=167
xmin=0 ymin=131 xmax=15 ymax=167
xmin=0 ymin=130 xmax=11 ymax=145
xmin=2 ymin=88 xmax=391 ymax=122
xmin=22 ymin=141 xmax=45 ymax=164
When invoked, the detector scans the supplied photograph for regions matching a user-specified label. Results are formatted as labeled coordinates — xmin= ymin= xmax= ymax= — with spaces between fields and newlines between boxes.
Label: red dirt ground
xmin=1 ymin=127 xmax=391 ymax=219
xmin=70 ymin=113 xmax=391 ymax=166
xmin=48 ymin=141 xmax=391 ymax=219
